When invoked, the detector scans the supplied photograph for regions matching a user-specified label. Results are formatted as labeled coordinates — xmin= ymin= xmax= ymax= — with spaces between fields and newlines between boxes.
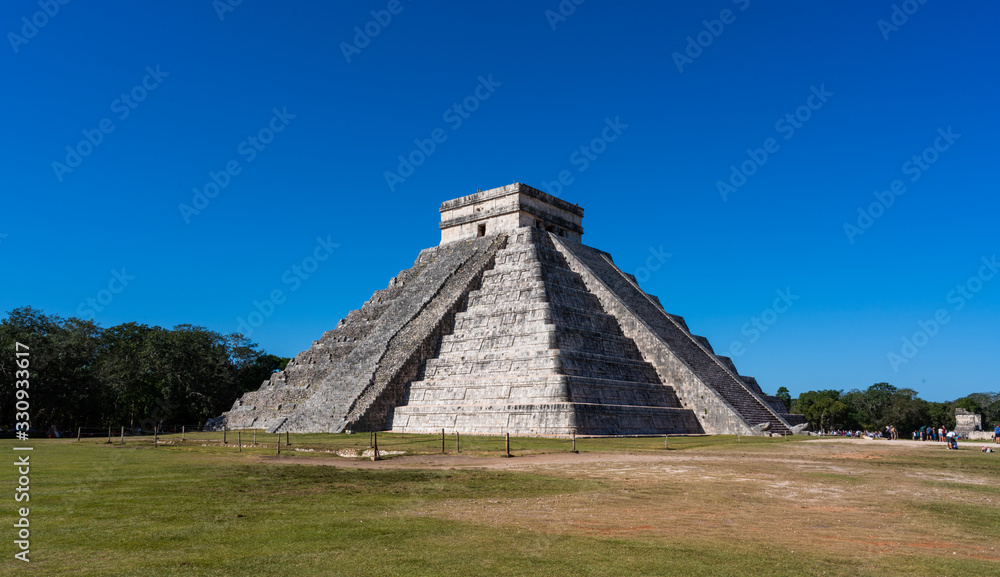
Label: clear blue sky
xmin=3 ymin=0 xmax=997 ymax=402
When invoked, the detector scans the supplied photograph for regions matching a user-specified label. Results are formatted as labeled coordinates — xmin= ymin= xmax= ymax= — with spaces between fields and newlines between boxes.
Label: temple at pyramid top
xmin=439 ymin=183 xmax=584 ymax=245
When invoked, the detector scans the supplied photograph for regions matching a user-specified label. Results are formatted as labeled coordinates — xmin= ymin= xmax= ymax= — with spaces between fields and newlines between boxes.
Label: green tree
xmin=792 ymin=390 xmax=850 ymax=431
xmin=953 ymin=396 xmax=983 ymax=415
xmin=0 ymin=307 xmax=103 ymax=430
xmin=884 ymin=388 xmax=927 ymax=434
xmin=94 ymin=322 xmax=165 ymax=427
xmin=854 ymin=382 xmax=897 ymax=429
xmin=926 ymin=402 xmax=955 ymax=429
xmin=775 ymin=387 xmax=792 ymax=412
xmin=1 ymin=307 xmax=287 ymax=430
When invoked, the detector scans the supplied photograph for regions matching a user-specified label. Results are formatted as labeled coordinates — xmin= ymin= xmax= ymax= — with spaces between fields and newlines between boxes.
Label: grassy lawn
xmin=4 ymin=435 xmax=998 ymax=576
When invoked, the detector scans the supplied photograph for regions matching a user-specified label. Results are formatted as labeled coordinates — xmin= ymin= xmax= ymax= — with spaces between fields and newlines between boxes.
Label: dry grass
xmin=8 ymin=435 xmax=999 ymax=576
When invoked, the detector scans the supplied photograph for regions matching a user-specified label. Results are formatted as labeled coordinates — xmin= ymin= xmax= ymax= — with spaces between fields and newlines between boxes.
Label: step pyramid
xmin=210 ymin=183 xmax=807 ymax=436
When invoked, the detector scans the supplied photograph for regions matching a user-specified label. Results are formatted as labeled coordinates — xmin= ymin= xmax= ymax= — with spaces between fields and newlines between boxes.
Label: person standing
xmin=994 ymin=423 xmax=999 ymax=444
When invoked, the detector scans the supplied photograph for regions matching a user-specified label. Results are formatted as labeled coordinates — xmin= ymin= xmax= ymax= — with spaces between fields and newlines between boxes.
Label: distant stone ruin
xmin=955 ymin=408 xmax=982 ymax=434
xmin=208 ymin=183 xmax=807 ymax=436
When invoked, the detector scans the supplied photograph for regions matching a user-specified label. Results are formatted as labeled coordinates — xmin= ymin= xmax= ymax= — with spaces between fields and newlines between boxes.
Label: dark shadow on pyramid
xmin=209 ymin=184 xmax=808 ymax=436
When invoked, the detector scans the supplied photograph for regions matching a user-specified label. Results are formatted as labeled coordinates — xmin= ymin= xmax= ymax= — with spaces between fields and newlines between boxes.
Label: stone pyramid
xmin=213 ymin=184 xmax=807 ymax=436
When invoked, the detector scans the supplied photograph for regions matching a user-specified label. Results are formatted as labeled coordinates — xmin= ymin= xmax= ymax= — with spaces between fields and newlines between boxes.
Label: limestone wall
xmin=439 ymin=183 xmax=583 ymax=244
xmin=955 ymin=408 xmax=983 ymax=433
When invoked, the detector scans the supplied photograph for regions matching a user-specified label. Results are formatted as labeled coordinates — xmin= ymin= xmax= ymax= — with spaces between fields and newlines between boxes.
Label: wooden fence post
xmin=153 ymin=425 xmax=158 ymax=447
xmin=238 ymin=431 xmax=241 ymax=452
xmin=441 ymin=428 xmax=445 ymax=454
xmin=106 ymin=427 xmax=112 ymax=444
xmin=371 ymin=432 xmax=379 ymax=461
xmin=572 ymin=431 xmax=577 ymax=453
xmin=181 ymin=426 xmax=185 ymax=442
xmin=456 ymin=431 xmax=460 ymax=453
xmin=505 ymin=432 xmax=510 ymax=458
xmin=120 ymin=426 xmax=125 ymax=445
xmin=223 ymin=425 xmax=227 ymax=444
xmin=77 ymin=427 xmax=82 ymax=441
xmin=286 ymin=431 xmax=290 ymax=446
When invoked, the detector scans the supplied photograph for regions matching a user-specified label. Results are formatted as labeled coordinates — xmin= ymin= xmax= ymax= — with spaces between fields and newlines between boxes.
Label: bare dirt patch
xmin=264 ymin=439 xmax=1000 ymax=564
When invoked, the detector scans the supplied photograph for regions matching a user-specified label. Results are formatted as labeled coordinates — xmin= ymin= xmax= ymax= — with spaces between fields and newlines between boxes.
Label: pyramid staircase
xmin=391 ymin=228 xmax=701 ymax=435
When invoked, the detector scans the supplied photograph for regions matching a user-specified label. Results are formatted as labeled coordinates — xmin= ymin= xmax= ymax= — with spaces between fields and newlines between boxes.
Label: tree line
xmin=5 ymin=305 xmax=994 ymax=436
xmin=776 ymin=383 xmax=999 ymax=433
xmin=1 ymin=307 xmax=288 ymax=433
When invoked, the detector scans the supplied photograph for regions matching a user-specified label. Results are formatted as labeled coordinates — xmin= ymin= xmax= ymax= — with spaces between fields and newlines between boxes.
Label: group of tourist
xmin=817 ymin=430 xmax=891 ymax=439
xmin=911 ymin=426 xmax=961 ymax=448
xmin=814 ymin=424 xmax=1000 ymax=453
xmin=913 ymin=426 xmax=948 ymax=442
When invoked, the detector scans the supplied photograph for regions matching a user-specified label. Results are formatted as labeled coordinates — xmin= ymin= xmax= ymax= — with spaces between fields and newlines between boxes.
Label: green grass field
xmin=4 ymin=434 xmax=999 ymax=576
